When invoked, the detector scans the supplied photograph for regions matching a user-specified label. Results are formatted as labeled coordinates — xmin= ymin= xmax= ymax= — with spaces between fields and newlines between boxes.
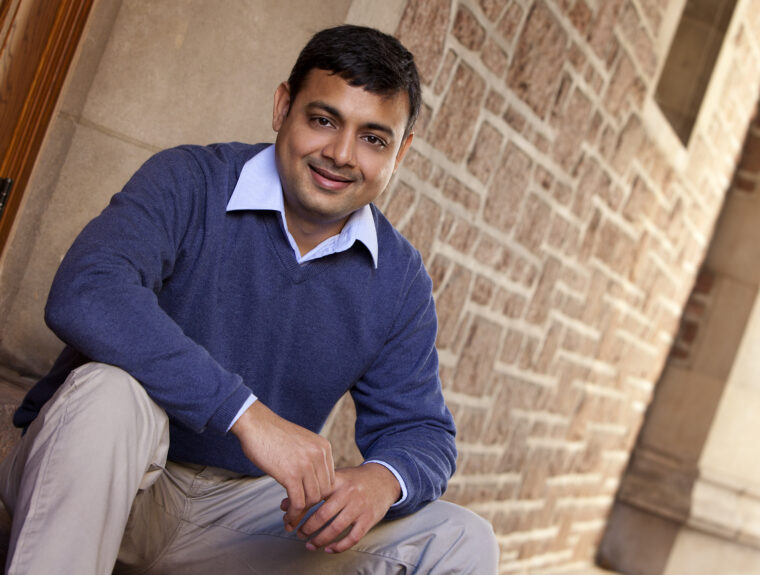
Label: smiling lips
xmin=309 ymin=164 xmax=356 ymax=191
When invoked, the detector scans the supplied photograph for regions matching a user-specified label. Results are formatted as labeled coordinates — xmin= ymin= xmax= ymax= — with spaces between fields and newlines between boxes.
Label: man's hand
xmin=230 ymin=401 xmax=335 ymax=532
xmin=282 ymin=463 xmax=401 ymax=554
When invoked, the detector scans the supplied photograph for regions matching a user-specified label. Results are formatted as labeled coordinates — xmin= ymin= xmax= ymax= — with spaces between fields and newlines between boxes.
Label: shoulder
xmin=371 ymin=205 xmax=431 ymax=291
xmin=145 ymin=142 xmax=270 ymax=177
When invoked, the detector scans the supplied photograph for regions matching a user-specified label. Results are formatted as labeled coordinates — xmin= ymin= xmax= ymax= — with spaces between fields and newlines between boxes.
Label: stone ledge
xmin=617 ymin=445 xmax=760 ymax=551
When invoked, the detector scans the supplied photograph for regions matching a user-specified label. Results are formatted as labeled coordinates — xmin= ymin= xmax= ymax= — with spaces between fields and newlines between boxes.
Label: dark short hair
xmin=287 ymin=25 xmax=421 ymax=138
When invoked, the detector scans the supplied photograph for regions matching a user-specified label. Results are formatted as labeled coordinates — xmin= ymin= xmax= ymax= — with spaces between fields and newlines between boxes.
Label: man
xmin=0 ymin=25 xmax=499 ymax=574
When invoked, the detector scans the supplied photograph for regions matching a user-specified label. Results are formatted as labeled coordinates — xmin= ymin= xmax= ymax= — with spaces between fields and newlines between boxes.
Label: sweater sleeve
xmin=44 ymin=147 xmax=251 ymax=434
xmin=350 ymin=254 xmax=457 ymax=519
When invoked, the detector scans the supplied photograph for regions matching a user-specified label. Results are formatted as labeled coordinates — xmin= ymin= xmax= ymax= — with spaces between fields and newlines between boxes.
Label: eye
xmin=311 ymin=116 xmax=335 ymax=129
xmin=363 ymin=134 xmax=387 ymax=148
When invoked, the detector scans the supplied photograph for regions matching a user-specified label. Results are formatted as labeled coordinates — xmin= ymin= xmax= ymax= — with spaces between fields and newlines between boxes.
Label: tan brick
xmin=428 ymin=253 xmax=451 ymax=293
xmin=525 ymin=257 xmax=561 ymax=325
xmin=547 ymin=211 xmax=580 ymax=255
xmin=554 ymin=181 xmax=573 ymax=206
xmin=622 ymin=175 xmax=656 ymax=224
xmin=433 ymin=49 xmax=458 ymax=96
xmin=481 ymin=38 xmax=510 ymax=77
xmin=567 ymin=42 xmax=586 ymax=72
xmin=452 ymin=316 xmax=503 ymax=395
xmin=401 ymin=195 xmax=441 ymax=261
xmin=518 ymin=334 xmax=540 ymax=370
xmin=554 ymin=87 xmax=593 ymax=171
xmin=444 ymin=215 xmax=480 ymax=254
xmin=395 ymin=0 xmax=451 ymax=85
xmin=429 ymin=62 xmax=487 ymax=162
xmin=504 ymin=105 xmax=527 ymax=133
xmin=484 ymin=142 xmax=532 ymax=231
xmin=453 ymin=5 xmax=486 ymax=51
xmin=574 ymin=155 xmax=618 ymax=220
xmin=382 ymin=180 xmax=416 ymax=227
xmin=485 ymin=88 xmax=506 ymax=115
xmin=467 ymin=121 xmax=504 ymax=184
xmin=474 ymin=233 xmax=502 ymax=267
xmin=414 ymin=102 xmax=433 ymax=138
xmin=402 ymin=148 xmax=433 ymax=181
xmin=612 ymin=115 xmax=647 ymax=175
xmin=459 ymin=450 xmax=500 ymax=474
xmin=619 ymin=0 xmax=657 ymax=78
xmin=638 ymin=0 xmax=664 ymax=36
xmin=435 ymin=261 xmax=472 ymax=350
xmin=514 ymin=192 xmax=553 ymax=251
xmin=569 ymin=0 xmax=592 ymax=34
xmin=443 ymin=175 xmax=482 ymax=212
xmin=509 ymin=255 xmax=539 ymax=287
xmin=507 ymin=0 xmax=568 ymax=118
xmin=588 ymin=0 xmax=625 ymax=67
xmin=472 ymin=274 xmax=495 ymax=305
xmin=452 ymin=403 xmax=489 ymax=443
xmin=497 ymin=288 xmax=527 ymax=319
xmin=497 ymin=1 xmax=524 ymax=43
xmin=479 ymin=0 xmax=509 ymax=22
xmin=500 ymin=329 xmax=523 ymax=364
xmin=605 ymin=52 xmax=645 ymax=120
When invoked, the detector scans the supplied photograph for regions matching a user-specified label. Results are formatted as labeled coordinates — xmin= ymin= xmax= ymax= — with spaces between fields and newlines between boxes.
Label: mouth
xmin=308 ymin=164 xmax=355 ymax=191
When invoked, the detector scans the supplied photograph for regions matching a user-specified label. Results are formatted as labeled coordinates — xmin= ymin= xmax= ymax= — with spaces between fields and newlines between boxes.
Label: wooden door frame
xmin=0 ymin=0 xmax=94 ymax=256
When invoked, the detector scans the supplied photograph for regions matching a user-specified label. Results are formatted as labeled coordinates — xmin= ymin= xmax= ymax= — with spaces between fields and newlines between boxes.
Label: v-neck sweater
xmin=15 ymin=142 xmax=456 ymax=518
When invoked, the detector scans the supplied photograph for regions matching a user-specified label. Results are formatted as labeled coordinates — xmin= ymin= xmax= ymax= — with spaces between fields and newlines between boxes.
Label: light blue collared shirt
xmin=224 ymin=145 xmax=407 ymax=505
xmin=226 ymin=145 xmax=379 ymax=268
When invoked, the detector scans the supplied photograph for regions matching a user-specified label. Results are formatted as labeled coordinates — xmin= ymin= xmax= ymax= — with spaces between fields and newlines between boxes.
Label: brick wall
xmin=322 ymin=0 xmax=760 ymax=572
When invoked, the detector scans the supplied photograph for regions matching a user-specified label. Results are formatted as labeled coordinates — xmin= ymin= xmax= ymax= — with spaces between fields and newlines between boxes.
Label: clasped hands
xmin=231 ymin=401 xmax=400 ymax=553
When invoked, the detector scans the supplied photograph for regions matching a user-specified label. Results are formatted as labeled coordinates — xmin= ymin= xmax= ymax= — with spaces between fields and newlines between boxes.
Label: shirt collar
xmin=226 ymin=145 xmax=378 ymax=268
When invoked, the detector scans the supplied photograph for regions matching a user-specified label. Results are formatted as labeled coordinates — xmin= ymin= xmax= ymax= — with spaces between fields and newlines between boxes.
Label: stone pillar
xmin=598 ymin=111 xmax=760 ymax=574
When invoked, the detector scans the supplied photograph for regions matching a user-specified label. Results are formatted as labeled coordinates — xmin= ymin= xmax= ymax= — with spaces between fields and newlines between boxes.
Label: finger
xmin=305 ymin=509 xmax=355 ymax=550
xmin=302 ymin=464 xmax=323 ymax=508
xmin=324 ymin=521 xmax=369 ymax=554
xmin=280 ymin=497 xmax=290 ymax=512
xmin=314 ymin=452 xmax=334 ymax=496
xmin=325 ymin=448 xmax=336 ymax=487
xmin=283 ymin=481 xmax=305 ymax=532
xmin=298 ymin=495 xmax=341 ymax=540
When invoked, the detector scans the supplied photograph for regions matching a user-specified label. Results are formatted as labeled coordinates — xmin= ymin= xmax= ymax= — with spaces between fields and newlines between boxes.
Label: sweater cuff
xmin=226 ymin=393 xmax=257 ymax=431
xmin=207 ymin=383 xmax=256 ymax=434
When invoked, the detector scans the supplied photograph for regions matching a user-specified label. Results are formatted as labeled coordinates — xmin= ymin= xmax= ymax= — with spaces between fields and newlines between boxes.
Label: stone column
xmin=599 ymin=113 xmax=760 ymax=574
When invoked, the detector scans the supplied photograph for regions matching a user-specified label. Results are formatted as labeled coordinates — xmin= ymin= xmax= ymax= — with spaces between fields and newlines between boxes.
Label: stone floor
xmin=0 ymin=367 xmax=31 ymax=461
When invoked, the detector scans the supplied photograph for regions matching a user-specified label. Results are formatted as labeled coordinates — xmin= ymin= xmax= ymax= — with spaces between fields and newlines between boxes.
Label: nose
xmin=323 ymin=130 xmax=356 ymax=167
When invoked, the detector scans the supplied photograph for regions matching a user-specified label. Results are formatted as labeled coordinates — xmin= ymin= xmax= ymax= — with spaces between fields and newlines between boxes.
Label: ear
xmin=393 ymin=132 xmax=414 ymax=172
xmin=272 ymin=82 xmax=291 ymax=132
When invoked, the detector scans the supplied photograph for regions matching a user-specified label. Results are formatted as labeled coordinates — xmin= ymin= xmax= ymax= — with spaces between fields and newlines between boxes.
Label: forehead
xmin=292 ymin=69 xmax=410 ymax=134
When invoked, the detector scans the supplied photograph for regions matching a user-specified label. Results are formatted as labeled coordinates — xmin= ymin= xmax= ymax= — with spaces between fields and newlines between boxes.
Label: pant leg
xmin=0 ymin=362 xmax=170 ymax=575
xmin=137 ymin=462 xmax=499 ymax=575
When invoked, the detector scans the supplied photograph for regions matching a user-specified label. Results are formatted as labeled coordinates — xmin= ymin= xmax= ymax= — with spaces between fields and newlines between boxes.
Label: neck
xmin=283 ymin=210 xmax=347 ymax=256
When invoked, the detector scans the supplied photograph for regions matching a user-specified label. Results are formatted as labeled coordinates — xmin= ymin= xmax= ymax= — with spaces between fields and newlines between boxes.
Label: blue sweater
xmin=15 ymin=142 xmax=456 ymax=518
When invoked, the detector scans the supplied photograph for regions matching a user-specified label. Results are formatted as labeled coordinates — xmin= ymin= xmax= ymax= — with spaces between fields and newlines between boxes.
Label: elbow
xmin=44 ymin=281 xmax=87 ymax=343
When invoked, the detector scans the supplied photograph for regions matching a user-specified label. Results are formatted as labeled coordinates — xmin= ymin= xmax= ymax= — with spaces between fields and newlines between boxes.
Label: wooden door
xmin=0 ymin=0 xmax=93 ymax=256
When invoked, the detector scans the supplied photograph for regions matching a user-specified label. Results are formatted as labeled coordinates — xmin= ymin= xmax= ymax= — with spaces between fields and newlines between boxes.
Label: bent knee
xmin=63 ymin=362 xmax=166 ymax=429
xmin=440 ymin=502 xmax=500 ymax=572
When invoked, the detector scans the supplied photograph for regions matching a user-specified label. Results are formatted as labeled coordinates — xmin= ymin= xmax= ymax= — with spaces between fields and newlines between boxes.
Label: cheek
xmin=359 ymin=154 xmax=395 ymax=184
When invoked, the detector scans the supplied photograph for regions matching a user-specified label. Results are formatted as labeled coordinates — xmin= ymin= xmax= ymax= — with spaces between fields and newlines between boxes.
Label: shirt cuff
xmin=363 ymin=460 xmax=408 ymax=507
xmin=226 ymin=393 xmax=257 ymax=431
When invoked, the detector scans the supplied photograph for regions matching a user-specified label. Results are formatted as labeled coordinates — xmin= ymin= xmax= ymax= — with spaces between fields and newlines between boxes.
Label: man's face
xmin=272 ymin=69 xmax=413 ymax=239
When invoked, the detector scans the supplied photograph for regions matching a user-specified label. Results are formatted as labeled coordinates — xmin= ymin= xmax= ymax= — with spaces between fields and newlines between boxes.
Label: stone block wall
xmin=322 ymin=0 xmax=760 ymax=571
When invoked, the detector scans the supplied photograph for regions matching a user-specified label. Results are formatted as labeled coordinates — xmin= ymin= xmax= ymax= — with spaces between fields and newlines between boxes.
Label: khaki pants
xmin=0 ymin=363 xmax=499 ymax=574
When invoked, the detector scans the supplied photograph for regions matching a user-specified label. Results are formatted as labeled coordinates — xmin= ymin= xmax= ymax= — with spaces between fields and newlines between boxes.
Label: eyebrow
xmin=308 ymin=101 xmax=397 ymax=141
